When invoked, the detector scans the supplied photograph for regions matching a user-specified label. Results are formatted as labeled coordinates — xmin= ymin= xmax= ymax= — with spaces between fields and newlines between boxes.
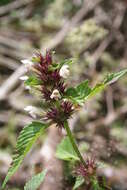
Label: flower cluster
xmin=33 ymin=51 xmax=67 ymax=101
xmin=46 ymin=101 xmax=74 ymax=128
xmin=21 ymin=50 xmax=73 ymax=127
xmin=76 ymin=157 xmax=97 ymax=180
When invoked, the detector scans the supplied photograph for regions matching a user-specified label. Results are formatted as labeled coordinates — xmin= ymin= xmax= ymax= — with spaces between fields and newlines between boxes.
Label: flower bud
xmin=50 ymin=89 xmax=61 ymax=100
xmin=59 ymin=64 xmax=70 ymax=79
xmin=24 ymin=105 xmax=37 ymax=118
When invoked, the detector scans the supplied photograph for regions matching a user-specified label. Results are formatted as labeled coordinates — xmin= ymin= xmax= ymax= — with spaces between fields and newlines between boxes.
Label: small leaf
xmin=56 ymin=137 xmax=79 ymax=161
xmin=104 ymin=69 xmax=127 ymax=85
xmin=24 ymin=75 xmax=42 ymax=87
xmin=73 ymin=176 xmax=85 ymax=190
xmin=2 ymin=122 xmax=49 ymax=188
xmin=24 ymin=169 xmax=47 ymax=190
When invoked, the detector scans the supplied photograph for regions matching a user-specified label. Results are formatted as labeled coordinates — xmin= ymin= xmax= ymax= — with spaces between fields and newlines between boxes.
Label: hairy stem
xmin=64 ymin=121 xmax=86 ymax=166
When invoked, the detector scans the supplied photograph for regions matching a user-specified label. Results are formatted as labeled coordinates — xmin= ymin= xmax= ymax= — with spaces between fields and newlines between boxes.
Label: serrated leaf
xmin=24 ymin=169 xmax=47 ymax=190
xmin=2 ymin=122 xmax=48 ymax=188
xmin=65 ymin=69 xmax=127 ymax=105
xmin=24 ymin=75 xmax=42 ymax=87
xmin=65 ymin=80 xmax=91 ymax=105
xmin=73 ymin=176 xmax=85 ymax=190
xmin=56 ymin=137 xmax=79 ymax=161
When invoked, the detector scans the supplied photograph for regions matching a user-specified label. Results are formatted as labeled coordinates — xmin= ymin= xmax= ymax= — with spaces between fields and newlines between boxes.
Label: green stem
xmin=64 ymin=121 xmax=86 ymax=167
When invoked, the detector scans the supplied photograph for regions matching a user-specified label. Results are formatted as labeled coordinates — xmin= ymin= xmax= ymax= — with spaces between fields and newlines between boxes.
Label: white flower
xmin=21 ymin=59 xmax=33 ymax=69
xmin=25 ymin=85 xmax=31 ymax=90
xmin=50 ymin=89 xmax=61 ymax=100
xmin=19 ymin=75 xmax=28 ymax=81
xmin=59 ymin=64 xmax=70 ymax=79
xmin=24 ymin=106 xmax=37 ymax=118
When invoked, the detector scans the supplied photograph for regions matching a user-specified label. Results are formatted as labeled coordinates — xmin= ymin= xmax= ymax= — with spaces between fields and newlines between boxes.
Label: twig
xmin=89 ymin=2 xmax=126 ymax=73
xmin=86 ymin=104 xmax=127 ymax=129
xmin=43 ymin=0 xmax=102 ymax=50
xmin=0 ymin=0 xmax=35 ymax=16
xmin=0 ymin=35 xmax=30 ymax=50
xmin=105 ymin=86 xmax=114 ymax=115
xmin=0 ymin=112 xmax=32 ymax=126
xmin=0 ymin=56 xmax=19 ymax=70
xmin=0 ymin=65 xmax=26 ymax=100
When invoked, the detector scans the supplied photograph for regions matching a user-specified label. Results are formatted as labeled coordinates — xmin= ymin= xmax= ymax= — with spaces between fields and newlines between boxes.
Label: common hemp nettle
xmin=2 ymin=50 xmax=127 ymax=190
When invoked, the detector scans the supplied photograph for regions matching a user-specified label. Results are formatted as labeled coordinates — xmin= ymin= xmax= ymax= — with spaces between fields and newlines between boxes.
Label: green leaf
xmin=73 ymin=176 xmax=85 ymax=190
xmin=2 ymin=122 xmax=48 ymax=188
xmin=87 ymin=69 xmax=127 ymax=99
xmin=91 ymin=178 xmax=104 ymax=190
xmin=65 ymin=80 xmax=91 ymax=105
xmin=56 ymin=137 xmax=79 ymax=161
xmin=24 ymin=169 xmax=47 ymax=190
xmin=87 ymin=83 xmax=105 ymax=99
xmin=24 ymin=75 xmax=42 ymax=87
xmin=65 ymin=69 xmax=127 ymax=105
xmin=103 ymin=69 xmax=127 ymax=85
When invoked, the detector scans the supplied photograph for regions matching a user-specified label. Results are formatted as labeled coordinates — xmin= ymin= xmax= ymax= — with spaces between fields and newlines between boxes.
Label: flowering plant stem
xmin=64 ymin=121 xmax=86 ymax=167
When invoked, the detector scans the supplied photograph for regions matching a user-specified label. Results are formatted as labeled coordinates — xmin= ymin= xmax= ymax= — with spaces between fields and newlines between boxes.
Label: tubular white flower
xmin=59 ymin=64 xmax=70 ymax=79
xmin=19 ymin=75 xmax=29 ymax=81
xmin=21 ymin=59 xmax=33 ymax=68
xmin=50 ymin=89 xmax=61 ymax=100
xmin=24 ymin=105 xmax=37 ymax=118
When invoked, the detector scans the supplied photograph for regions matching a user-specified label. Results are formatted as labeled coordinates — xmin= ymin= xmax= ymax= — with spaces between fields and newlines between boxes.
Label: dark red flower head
xmin=34 ymin=51 xmax=62 ymax=87
xmin=31 ymin=50 xmax=74 ymax=125
xmin=41 ymin=86 xmax=51 ymax=101
xmin=45 ymin=50 xmax=52 ymax=65
xmin=46 ymin=101 xmax=74 ymax=128
xmin=35 ymin=50 xmax=52 ymax=65
xmin=61 ymin=101 xmax=74 ymax=116
xmin=77 ymin=157 xmax=97 ymax=179
xmin=56 ymin=81 xmax=66 ymax=94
